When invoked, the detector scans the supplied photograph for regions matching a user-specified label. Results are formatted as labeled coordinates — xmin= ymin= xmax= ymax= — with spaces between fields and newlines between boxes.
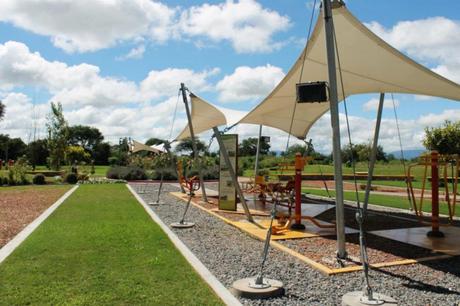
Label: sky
xmin=0 ymin=0 xmax=459 ymax=154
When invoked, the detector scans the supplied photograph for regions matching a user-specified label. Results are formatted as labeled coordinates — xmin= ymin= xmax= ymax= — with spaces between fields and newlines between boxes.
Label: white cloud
xmin=178 ymin=0 xmax=291 ymax=53
xmin=0 ymin=92 xmax=48 ymax=140
xmin=0 ymin=0 xmax=176 ymax=53
xmin=305 ymin=109 xmax=460 ymax=154
xmin=117 ymin=45 xmax=146 ymax=61
xmin=140 ymin=68 xmax=219 ymax=101
xmin=0 ymin=40 xmax=218 ymax=107
xmin=0 ymin=0 xmax=291 ymax=54
xmin=362 ymin=98 xmax=399 ymax=112
xmin=0 ymin=41 xmax=139 ymax=107
xmin=366 ymin=17 xmax=460 ymax=83
xmin=216 ymin=64 xmax=285 ymax=102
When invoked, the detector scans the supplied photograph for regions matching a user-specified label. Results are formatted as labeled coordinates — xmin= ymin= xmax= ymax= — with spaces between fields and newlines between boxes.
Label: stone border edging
xmin=0 ymin=185 xmax=79 ymax=264
xmin=127 ymin=184 xmax=242 ymax=306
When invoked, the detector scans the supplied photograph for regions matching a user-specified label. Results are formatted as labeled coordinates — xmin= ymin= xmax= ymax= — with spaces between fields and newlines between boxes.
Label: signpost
xmin=218 ymin=134 xmax=238 ymax=211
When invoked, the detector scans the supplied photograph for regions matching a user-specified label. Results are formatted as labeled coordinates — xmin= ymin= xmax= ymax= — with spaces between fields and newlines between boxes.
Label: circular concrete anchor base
xmin=342 ymin=291 xmax=397 ymax=306
xmin=231 ymin=277 xmax=284 ymax=299
xmin=170 ymin=222 xmax=195 ymax=228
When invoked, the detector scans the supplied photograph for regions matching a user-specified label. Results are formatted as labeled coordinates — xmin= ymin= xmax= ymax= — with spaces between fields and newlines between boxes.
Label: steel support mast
xmin=180 ymin=83 xmax=208 ymax=203
xmin=323 ymin=0 xmax=346 ymax=258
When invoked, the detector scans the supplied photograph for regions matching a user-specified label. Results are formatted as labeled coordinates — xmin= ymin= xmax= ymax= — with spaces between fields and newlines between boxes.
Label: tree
xmin=145 ymin=137 xmax=166 ymax=146
xmin=93 ymin=142 xmax=111 ymax=165
xmin=0 ymin=134 xmax=27 ymax=161
xmin=341 ymin=142 xmax=387 ymax=165
xmin=27 ymin=139 xmax=49 ymax=168
xmin=284 ymin=140 xmax=317 ymax=158
xmin=68 ymin=125 xmax=103 ymax=153
xmin=47 ymin=102 xmax=69 ymax=170
xmin=284 ymin=144 xmax=307 ymax=157
xmin=175 ymin=137 xmax=208 ymax=156
xmin=0 ymin=100 xmax=4 ymax=121
xmin=65 ymin=145 xmax=90 ymax=164
xmin=239 ymin=137 xmax=270 ymax=156
xmin=423 ymin=120 xmax=460 ymax=155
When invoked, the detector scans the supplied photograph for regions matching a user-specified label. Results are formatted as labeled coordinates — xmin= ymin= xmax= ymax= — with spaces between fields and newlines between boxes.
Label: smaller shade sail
xmin=237 ymin=2 xmax=460 ymax=139
xmin=130 ymin=140 xmax=164 ymax=154
xmin=175 ymin=93 xmax=247 ymax=141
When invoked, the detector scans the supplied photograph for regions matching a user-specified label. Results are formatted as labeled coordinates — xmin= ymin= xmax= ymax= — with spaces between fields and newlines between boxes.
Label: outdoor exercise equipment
xmin=176 ymin=159 xmax=201 ymax=195
xmin=406 ymin=152 xmax=458 ymax=229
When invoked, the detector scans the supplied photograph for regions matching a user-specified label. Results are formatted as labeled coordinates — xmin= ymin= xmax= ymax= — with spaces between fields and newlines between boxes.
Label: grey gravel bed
xmin=131 ymin=182 xmax=460 ymax=306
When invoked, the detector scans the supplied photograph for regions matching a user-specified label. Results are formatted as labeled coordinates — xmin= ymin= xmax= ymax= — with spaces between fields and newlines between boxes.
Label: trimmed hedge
xmin=106 ymin=166 xmax=147 ymax=181
xmin=32 ymin=174 xmax=46 ymax=185
xmin=65 ymin=173 xmax=78 ymax=184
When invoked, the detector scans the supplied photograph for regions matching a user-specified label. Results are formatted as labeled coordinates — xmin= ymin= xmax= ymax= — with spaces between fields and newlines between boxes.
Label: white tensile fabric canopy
xmin=130 ymin=140 xmax=164 ymax=154
xmin=237 ymin=2 xmax=460 ymax=139
xmin=175 ymin=93 xmax=247 ymax=141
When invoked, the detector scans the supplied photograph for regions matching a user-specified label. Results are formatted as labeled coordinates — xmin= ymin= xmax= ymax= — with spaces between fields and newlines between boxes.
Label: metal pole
xmin=213 ymin=127 xmax=254 ymax=222
xmin=292 ymin=153 xmax=306 ymax=229
xmin=427 ymin=150 xmax=444 ymax=237
xmin=253 ymin=125 xmax=263 ymax=206
xmin=180 ymin=83 xmax=208 ymax=203
xmin=164 ymin=142 xmax=186 ymax=193
xmin=254 ymin=125 xmax=262 ymax=177
xmin=363 ymin=93 xmax=385 ymax=215
xmin=156 ymin=172 xmax=164 ymax=203
xmin=358 ymin=93 xmax=384 ymax=301
xmin=323 ymin=0 xmax=346 ymax=258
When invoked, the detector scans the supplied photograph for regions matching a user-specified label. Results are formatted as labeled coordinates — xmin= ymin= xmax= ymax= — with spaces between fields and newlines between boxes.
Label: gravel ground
xmin=0 ymin=185 xmax=71 ymax=247
xmin=131 ymin=182 xmax=460 ymax=306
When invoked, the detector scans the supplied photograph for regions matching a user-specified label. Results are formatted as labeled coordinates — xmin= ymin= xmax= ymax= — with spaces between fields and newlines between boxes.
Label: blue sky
xmin=0 ymin=0 xmax=459 ymax=153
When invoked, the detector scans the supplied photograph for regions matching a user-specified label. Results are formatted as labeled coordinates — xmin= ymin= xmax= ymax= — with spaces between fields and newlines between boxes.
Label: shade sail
xmin=130 ymin=140 xmax=163 ymax=154
xmin=238 ymin=1 xmax=460 ymax=139
xmin=175 ymin=93 xmax=247 ymax=140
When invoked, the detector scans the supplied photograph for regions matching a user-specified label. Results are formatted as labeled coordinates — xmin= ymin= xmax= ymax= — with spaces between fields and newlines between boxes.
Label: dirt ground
xmin=0 ymin=186 xmax=71 ymax=247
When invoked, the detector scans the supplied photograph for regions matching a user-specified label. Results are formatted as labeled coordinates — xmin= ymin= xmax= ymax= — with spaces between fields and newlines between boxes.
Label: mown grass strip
xmin=0 ymin=184 xmax=223 ymax=305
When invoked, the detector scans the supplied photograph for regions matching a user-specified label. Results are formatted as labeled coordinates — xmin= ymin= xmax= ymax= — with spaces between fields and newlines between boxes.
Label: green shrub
xmin=257 ymin=169 xmax=270 ymax=176
xmin=8 ymin=170 xmax=15 ymax=185
xmin=150 ymin=168 xmax=178 ymax=180
xmin=108 ymin=156 xmax=119 ymax=166
xmin=65 ymin=173 xmax=78 ymax=184
xmin=1 ymin=177 xmax=8 ymax=186
xmin=188 ymin=165 xmax=219 ymax=180
xmin=106 ymin=166 xmax=147 ymax=180
xmin=33 ymin=174 xmax=46 ymax=185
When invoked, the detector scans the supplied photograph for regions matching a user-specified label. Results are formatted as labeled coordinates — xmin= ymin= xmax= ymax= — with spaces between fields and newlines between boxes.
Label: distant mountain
xmin=389 ymin=149 xmax=425 ymax=160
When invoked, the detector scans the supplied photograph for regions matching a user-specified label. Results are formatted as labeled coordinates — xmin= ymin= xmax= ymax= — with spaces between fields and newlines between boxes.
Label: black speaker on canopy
xmin=296 ymin=82 xmax=328 ymax=103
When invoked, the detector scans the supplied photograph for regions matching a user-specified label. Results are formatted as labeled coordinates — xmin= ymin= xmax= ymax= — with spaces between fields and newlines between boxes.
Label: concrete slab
xmin=370 ymin=226 xmax=460 ymax=256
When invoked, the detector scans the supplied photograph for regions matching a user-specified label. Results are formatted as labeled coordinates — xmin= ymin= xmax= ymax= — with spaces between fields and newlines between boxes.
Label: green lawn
xmin=346 ymin=179 xmax=429 ymax=190
xmin=0 ymin=184 xmax=223 ymax=305
xmin=34 ymin=165 xmax=110 ymax=177
xmin=243 ymin=160 xmax=439 ymax=190
xmin=302 ymin=188 xmax=459 ymax=217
